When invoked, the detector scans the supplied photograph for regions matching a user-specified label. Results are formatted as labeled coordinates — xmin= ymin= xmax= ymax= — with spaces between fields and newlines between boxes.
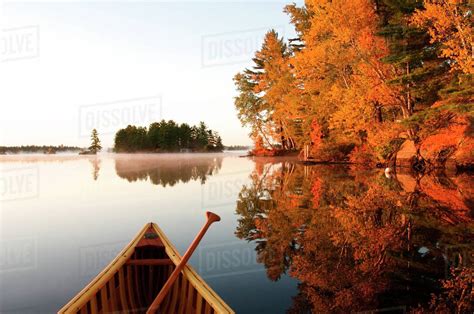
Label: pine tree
xmin=197 ymin=121 xmax=209 ymax=149
xmin=233 ymin=0 xmax=472 ymax=164
xmin=89 ymin=129 xmax=102 ymax=154
xmin=215 ymin=135 xmax=224 ymax=151
xmin=377 ymin=0 xmax=449 ymax=117
xmin=207 ymin=130 xmax=216 ymax=149
xmin=411 ymin=0 xmax=473 ymax=101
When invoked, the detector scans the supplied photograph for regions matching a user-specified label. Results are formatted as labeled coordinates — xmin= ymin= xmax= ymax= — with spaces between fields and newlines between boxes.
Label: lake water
xmin=0 ymin=153 xmax=472 ymax=313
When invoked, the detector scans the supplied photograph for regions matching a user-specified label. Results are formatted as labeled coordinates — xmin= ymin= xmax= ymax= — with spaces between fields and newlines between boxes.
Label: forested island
xmin=114 ymin=120 xmax=224 ymax=153
xmin=0 ymin=145 xmax=82 ymax=154
xmin=234 ymin=0 xmax=473 ymax=172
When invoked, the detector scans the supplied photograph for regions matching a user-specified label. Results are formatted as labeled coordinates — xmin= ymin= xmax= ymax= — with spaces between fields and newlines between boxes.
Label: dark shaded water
xmin=0 ymin=154 xmax=472 ymax=313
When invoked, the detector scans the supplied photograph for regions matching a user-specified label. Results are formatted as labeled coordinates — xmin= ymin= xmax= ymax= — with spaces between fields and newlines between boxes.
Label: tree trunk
xmin=406 ymin=62 xmax=413 ymax=116
xmin=279 ymin=123 xmax=287 ymax=150
xmin=257 ymin=124 xmax=275 ymax=150
xmin=374 ymin=102 xmax=383 ymax=123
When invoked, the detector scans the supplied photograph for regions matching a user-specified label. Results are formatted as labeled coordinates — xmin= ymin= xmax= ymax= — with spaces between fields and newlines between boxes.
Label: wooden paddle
xmin=146 ymin=211 xmax=221 ymax=313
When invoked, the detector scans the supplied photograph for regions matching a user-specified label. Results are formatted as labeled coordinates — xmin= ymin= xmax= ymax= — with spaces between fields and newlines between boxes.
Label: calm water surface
xmin=0 ymin=153 xmax=472 ymax=313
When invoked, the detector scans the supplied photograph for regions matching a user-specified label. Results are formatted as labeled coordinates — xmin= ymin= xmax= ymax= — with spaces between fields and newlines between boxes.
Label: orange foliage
xmin=412 ymin=267 xmax=474 ymax=313
xmin=251 ymin=135 xmax=281 ymax=157
xmin=420 ymin=175 xmax=470 ymax=213
xmin=348 ymin=144 xmax=377 ymax=166
xmin=290 ymin=0 xmax=399 ymax=140
xmin=420 ymin=114 xmax=473 ymax=166
xmin=235 ymin=0 xmax=472 ymax=168
xmin=309 ymin=120 xmax=322 ymax=147
xmin=310 ymin=178 xmax=322 ymax=207
xmin=235 ymin=159 xmax=473 ymax=312
xmin=412 ymin=0 xmax=473 ymax=74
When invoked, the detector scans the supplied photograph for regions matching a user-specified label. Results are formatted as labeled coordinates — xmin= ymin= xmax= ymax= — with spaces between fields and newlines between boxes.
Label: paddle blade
xmin=206 ymin=211 xmax=221 ymax=223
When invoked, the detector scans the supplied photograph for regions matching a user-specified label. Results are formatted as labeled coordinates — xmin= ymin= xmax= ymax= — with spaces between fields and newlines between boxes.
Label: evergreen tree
xmin=231 ymin=0 xmax=472 ymax=164
xmin=377 ymin=0 xmax=449 ymax=117
xmin=114 ymin=121 xmax=223 ymax=152
xmin=411 ymin=0 xmax=473 ymax=101
xmin=196 ymin=121 xmax=209 ymax=148
xmin=114 ymin=125 xmax=147 ymax=152
xmin=178 ymin=123 xmax=192 ymax=148
xmin=89 ymin=129 xmax=102 ymax=154
xmin=215 ymin=135 xmax=224 ymax=151
xmin=207 ymin=130 xmax=216 ymax=149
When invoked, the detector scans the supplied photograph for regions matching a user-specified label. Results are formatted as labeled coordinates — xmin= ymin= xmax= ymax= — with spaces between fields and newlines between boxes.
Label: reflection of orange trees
xmin=334 ymin=186 xmax=407 ymax=271
xmin=114 ymin=155 xmax=222 ymax=187
xmin=236 ymin=163 xmax=320 ymax=280
xmin=236 ymin=161 xmax=473 ymax=312
xmin=310 ymin=177 xmax=322 ymax=207
xmin=412 ymin=267 xmax=473 ymax=314
xmin=290 ymin=180 xmax=407 ymax=312
xmin=394 ymin=170 xmax=473 ymax=224
xmin=420 ymin=175 xmax=472 ymax=215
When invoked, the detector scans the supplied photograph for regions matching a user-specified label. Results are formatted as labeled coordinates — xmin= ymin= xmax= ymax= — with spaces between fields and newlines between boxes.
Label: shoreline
xmin=1 ymin=152 xmax=472 ymax=173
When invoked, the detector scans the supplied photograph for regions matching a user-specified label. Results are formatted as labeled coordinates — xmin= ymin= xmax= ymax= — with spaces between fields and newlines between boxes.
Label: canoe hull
xmin=58 ymin=223 xmax=234 ymax=314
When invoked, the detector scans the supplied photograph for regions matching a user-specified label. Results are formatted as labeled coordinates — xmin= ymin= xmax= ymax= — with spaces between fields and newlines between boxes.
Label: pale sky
xmin=0 ymin=1 xmax=299 ymax=148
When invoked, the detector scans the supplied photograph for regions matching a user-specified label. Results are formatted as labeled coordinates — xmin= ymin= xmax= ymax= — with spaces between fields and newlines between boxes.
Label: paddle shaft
xmin=146 ymin=212 xmax=221 ymax=313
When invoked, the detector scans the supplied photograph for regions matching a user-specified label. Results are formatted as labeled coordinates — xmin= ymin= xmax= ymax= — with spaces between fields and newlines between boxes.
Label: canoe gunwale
xmin=57 ymin=222 xmax=235 ymax=314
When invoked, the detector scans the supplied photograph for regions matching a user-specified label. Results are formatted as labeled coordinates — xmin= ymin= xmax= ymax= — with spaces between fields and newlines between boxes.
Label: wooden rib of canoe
xmin=58 ymin=223 xmax=234 ymax=314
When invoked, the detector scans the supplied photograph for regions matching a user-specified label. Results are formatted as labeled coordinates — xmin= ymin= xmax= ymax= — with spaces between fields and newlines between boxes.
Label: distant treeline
xmin=0 ymin=145 xmax=82 ymax=154
xmin=225 ymin=145 xmax=251 ymax=151
xmin=114 ymin=120 xmax=224 ymax=153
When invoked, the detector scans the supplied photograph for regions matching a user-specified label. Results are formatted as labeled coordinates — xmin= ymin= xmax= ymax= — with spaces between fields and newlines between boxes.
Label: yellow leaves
xmin=289 ymin=0 xmax=397 ymax=145
xmin=237 ymin=0 xmax=471 ymax=158
xmin=412 ymin=0 xmax=473 ymax=74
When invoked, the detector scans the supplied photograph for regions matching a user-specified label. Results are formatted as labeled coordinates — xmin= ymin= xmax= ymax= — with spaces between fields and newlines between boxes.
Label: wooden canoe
xmin=58 ymin=223 xmax=234 ymax=314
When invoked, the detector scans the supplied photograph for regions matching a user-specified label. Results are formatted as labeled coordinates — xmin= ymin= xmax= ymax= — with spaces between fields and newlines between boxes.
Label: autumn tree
xmin=411 ymin=0 xmax=473 ymax=102
xmin=285 ymin=0 xmax=400 ymax=152
xmin=411 ymin=0 xmax=473 ymax=75
xmin=234 ymin=30 xmax=297 ymax=150
xmin=235 ymin=0 xmax=473 ymax=165
xmin=377 ymin=0 xmax=452 ymax=120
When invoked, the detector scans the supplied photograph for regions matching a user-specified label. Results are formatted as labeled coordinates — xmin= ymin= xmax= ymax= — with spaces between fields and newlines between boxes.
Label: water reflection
xmin=0 ymin=154 xmax=471 ymax=313
xmin=89 ymin=158 xmax=101 ymax=181
xmin=114 ymin=154 xmax=223 ymax=187
xmin=235 ymin=160 xmax=473 ymax=313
